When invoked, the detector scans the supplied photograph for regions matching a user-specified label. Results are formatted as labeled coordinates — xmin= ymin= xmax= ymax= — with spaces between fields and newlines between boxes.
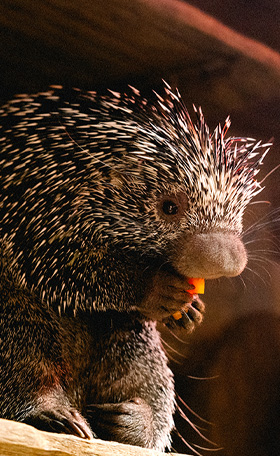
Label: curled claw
xmin=164 ymin=276 xmax=205 ymax=331
xmin=25 ymin=407 xmax=94 ymax=439
xmin=164 ymin=297 xmax=205 ymax=332
xmin=69 ymin=410 xmax=95 ymax=439
xmin=23 ymin=393 xmax=95 ymax=440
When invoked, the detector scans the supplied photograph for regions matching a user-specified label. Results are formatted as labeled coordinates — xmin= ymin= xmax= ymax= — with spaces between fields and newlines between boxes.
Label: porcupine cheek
xmin=173 ymin=232 xmax=248 ymax=279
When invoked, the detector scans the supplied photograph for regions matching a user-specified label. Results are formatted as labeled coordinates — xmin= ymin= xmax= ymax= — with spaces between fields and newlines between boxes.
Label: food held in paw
xmin=172 ymin=278 xmax=205 ymax=320
xmin=187 ymin=277 xmax=205 ymax=295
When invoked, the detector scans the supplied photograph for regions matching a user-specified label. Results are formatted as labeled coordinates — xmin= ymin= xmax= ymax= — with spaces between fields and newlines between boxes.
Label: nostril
xmin=173 ymin=232 xmax=248 ymax=279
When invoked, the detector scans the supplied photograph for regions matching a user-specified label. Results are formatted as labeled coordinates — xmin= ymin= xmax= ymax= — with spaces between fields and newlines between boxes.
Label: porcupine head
xmin=0 ymin=83 xmax=269 ymax=321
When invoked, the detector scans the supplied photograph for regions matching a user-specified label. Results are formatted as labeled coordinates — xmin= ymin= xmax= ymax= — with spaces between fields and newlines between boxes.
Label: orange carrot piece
xmin=172 ymin=278 xmax=205 ymax=320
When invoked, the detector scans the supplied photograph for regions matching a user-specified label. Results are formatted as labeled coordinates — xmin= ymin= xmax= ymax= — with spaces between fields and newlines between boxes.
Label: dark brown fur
xmin=0 ymin=86 xmax=267 ymax=450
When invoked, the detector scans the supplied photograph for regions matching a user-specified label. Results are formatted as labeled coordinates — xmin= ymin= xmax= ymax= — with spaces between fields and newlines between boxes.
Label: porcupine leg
xmin=86 ymin=314 xmax=175 ymax=451
xmin=0 ymin=276 xmax=93 ymax=439
xmin=84 ymin=268 xmax=205 ymax=450
xmin=88 ymin=399 xmax=155 ymax=448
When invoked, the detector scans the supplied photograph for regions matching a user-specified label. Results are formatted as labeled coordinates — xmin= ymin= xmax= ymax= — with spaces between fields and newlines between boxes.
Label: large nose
xmin=173 ymin=232 xmax=247 ymax=279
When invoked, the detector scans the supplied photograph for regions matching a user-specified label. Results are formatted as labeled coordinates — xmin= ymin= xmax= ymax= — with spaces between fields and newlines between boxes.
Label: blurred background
xmin=0 ymin=1 xmax=280 ymax=455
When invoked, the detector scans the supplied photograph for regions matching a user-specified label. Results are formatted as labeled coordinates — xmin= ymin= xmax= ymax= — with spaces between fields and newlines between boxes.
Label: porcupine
xmin=0 ymin=83 xmax=269 ymax=451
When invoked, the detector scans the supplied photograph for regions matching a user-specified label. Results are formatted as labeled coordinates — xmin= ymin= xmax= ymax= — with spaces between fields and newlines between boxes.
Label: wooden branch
xmin=0 ymin=0 xmax=279 ymax=105
xmin=0 ymin=418 xmax=188 ymax=456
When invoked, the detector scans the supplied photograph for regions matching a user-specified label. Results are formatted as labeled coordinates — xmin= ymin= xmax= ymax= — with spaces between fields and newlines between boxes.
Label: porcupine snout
xmin=173 ymin=232 xmax=247 ymax=280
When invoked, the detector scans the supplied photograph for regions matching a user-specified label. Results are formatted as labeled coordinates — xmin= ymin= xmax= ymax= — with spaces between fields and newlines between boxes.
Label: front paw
xmin=23 ymin=390 xmax=94 ymax=439
xmin=139 ymin=268 xmax=194 ymax=321
xmin=164 ymin=296 xmax=205 ymax=332
xmin=87 ymin=397 xmax=154 ymax=448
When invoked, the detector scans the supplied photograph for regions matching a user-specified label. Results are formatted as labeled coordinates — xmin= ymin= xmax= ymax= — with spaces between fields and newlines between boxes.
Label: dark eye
xmin=162 ymin=200 xmax=178 ymax=215
xmin=157 ymin=193 xmax=188 ymax=222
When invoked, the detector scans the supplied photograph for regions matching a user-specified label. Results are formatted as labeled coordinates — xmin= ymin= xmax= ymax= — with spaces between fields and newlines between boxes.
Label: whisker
xmin=244 ymin=238 xmax=279 ymax=248
xmin=176 ymin=408 xmax=217 ymax=447
xmin=160 ymin=340 xmax=183 ymax=365
xmin=244 ymin=265 xmax=268 ymax=285
xmin=248 ymin=251 xmax=280 ymax=258
xmin=174 ymin=428 xmax=206 ymax=456
xmin=244 ymin=215 xmax=280 ymax=238
xmin=238 ymin=273 xmax=248 ymax=292
xmin=160 ymin=338 xmax=187 ymax=358
xmin=187 ymin=375 xmax=219 ymax=381
xmin=259 ymin=163 xmax=280 ymax=185
xmin=163 ymin=325 xmax=190 ymax=344
xmin=176 ymin=393 xmax=214 ymax=425
xmin=177 ymin=404 xmax=209 ymax=434
xmin=192 ymin=443 xmax=223 ymax=452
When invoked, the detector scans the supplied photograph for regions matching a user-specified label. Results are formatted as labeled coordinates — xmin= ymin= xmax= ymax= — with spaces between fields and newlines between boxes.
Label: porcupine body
xmin=0 ymin=84 xmax=268 ymax=450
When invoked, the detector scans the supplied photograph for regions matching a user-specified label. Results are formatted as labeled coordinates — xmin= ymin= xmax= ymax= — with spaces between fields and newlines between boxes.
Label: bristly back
xmin=0 ymin=83 xmax=270 ymax=312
